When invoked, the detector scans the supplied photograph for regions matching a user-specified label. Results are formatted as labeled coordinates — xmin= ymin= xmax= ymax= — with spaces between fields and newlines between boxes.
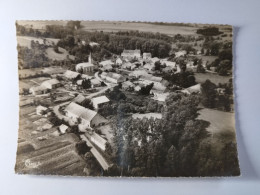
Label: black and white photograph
xmin=15 ymin=20 xmax=240 ymax=177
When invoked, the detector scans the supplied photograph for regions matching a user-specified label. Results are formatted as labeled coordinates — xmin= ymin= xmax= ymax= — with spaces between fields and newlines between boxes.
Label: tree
xmin=154 ymin=61 xmax=161 ymax=71
xmin=75 ymin=140 xmax=90 ymax=155
xmin=139 ymin=83 xmax=154 ymax=95
xmin=82 ymin=79 xmax=91 ymax=89
xmin=216 ymin=60 xmax=232 ymax=76
xmin=201 ymin=79 xmax=217 ymax=108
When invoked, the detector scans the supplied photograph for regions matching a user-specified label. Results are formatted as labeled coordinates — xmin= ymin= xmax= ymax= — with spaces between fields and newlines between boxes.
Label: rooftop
xmin=63 ymin=70 xmax=80 ymax=79
xmin=91 ymin=96 xmax=110 ymax=105
xmin=65 ymin=102 xmax=97 ymax=122
xmin=41 ymin=78 xmax=60 ymax=86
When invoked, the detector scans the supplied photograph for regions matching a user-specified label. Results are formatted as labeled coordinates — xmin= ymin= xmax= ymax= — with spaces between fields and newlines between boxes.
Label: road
xmin=80 ymin=134 xmax=110 ymax=171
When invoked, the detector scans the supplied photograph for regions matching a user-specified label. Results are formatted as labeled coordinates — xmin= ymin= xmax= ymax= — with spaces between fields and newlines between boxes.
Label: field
xmin=46 ymin=47 xmax=75 ymax=61
xmin=195 ymin=72 xmax=232 ymax=84
xmin=17 ymin=36 xmax=60 ymax=48
xmin=198 ymin=108 xmax=235 ymax=135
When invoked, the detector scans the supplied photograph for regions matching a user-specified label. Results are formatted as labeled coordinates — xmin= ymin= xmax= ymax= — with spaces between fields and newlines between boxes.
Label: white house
xmin=90 ymin=132 xmax=107 ymax=151
xmin=121 ymin=49 xmax=141 ymax=59
xmin=175 ymin=50 xmax=187 ymax=58
xmin=29 ymin=85 xmax=49 ymax=95
xmin=122 ymin=81 xmax=135 ymax=91
xmin=36 ymin=105 xmax=48 ymax=115
xmin=91 ymin=96 xmax=110 ymax=110
xmin=63 ymin=70 xmax=80 ymax=80
xmin=59 ymin=124 xmax=69 ymax=134
xmin=41 ymin=79 xmax=61 ymax=89
xmin=102 ymin=72 xmax=125 ymax=84
xmin=64 ymin=102 xmax=107 ymax=130
xmin=143 ymin=52 xmax=152 ymax=60
xmin=116 ymin=58 xmax=123 ymax=66
xmin=90 ymin=78 xmax=101 ymax=88
xmin=99 ymin=60 xmax=114 ymax=67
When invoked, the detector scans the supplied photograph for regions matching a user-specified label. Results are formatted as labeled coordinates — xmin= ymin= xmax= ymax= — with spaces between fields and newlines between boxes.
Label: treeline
xmin=105 ymin=93 xmax=239 ymax=176
xmin=197 ymin=27 xmax=223 ymax=36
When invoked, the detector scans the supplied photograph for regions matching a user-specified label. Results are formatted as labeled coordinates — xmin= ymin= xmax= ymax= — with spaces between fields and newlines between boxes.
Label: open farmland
xmin=17 ymin=36 xmax=60 ymax=48
xmin=195 ymin=72 xmax=232 ymax=84
xmin=198 ymin=108 xmax=235 ymax=135
xmin=15 ymin=140 xmax=86 ymax=176
xmin=46 ymin=47 xmax=75 ymax=61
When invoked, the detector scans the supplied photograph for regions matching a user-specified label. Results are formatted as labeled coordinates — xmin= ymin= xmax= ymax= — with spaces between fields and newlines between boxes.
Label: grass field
xmin=45 ymin=47 xmax=75 ymax=61
xmin=17 ymin=36 xmax=60 ymax=48
xmin=195 ymin=72 xmax=232 ymax=84
xmin=198 ymin=108 xmax=235 ymax=135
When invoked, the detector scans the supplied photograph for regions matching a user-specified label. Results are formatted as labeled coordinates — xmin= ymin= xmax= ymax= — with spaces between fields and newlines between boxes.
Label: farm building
xmin=63 ymin=70 xmax=80 ymax=80
xmin=143 ymin=52 xmax=152 ymax=60
xmin=41 ymin=79 xmax=61 ymax=89
xmin=73 ymin=94 xmax=86 ymax=104
xmin=102 ymin=72 xmax=125 ymax=84
xmin=181 ymin=84 xmax=201 ymax=94
xmin=116 ymin=58 xmax=123 ymax=65
xmin=121 ymin=49 xmax=141 ymax=59
xmin=91 ymin=96 xmax=110 ymax=110
xmin=36 ymin=105 xmax=48 ymax=115
xmin=175 ymin=50 xmax=187 ymax=57
xmin=81 ymin=74 xmax=93 ymax=80
xmin=90 ymin=78 xmax=101 ymax=88
xmin=29 ymin=85 xmax=49 ymax=95
xmin=99 ymin=60 xmax=114 ymax=67
xmin=102 ymin=64 xmax=113 ymax=71
xmin=75 ymin=54 xmax=95 ymax=73
xmin=90 ymin=132 xmax=107 ymax=151
xmin=122 ymin=62 xmax=136 ymax=70
xmin=143 ymin=63 xmax=154 ymax=71
xmin=150 ymin=89 xmax=169 ymax=102
xmin=64 ymin=102 xmax=107 ymax=130
xmin=122 ymin=81 xmax=135 ymax=91
xmin=59 ymin=124 xmax=69 ymax=134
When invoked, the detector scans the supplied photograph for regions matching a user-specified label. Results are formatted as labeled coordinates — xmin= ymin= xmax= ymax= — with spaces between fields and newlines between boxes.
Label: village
xmin=16 ymin=21 xmax=238 ymax=177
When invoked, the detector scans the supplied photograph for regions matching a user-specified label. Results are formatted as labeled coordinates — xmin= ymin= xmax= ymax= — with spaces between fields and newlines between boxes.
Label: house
xmin=90 ymin=78 xmax=101 ymax=88
xmin=59 ymin=124 xmax=69 ymax=134
xmin=36 ymin=105 xmax=48 ymax=115
xmin=143 ymin=63 xmax=154 ymax=71
xmin=73 ymin=94 xmax=86 ymax=104
xmin=122 ymin=81 xmax=135 ymax=91
xmin=122 ymin=62 xmax=136 ymax=70
xmin=29 ymin=85 xmax=49 ymax=95
xmin=64 ymin=102 xmax=107 ymax=130
xmin=41 ymin=79 xmax=61 ymax=89
xmin=162 ymin=66 xmax=173 ymax=73
xmin=63 ymin=70 xmax=81 ymax=80
xmin=102 ymin=64 xmax=113 ymax=71
xmin=134 ymin=85 xmax=142 ymax=92
xmin=75 ymin=54 xmax=95 ymax=73
xmin=76 ymin=79 xmax=83 ymax=86
xmin=42 ymin=66 xmax=65 ymax=75
xmin=121 ymin=49 xmax=141 ymax=59
xmin=99 ymin=60 xmax=114 ymax=67
xmin=91 ymin=96 xmax=110 ymax=109
xmin=90 ymin=132 xmax=107 ymax=151
xmin=116 ymin=58 xmax=123 ymax=65
xmin=100 ymin=72 xmax=108 ymax=80
xmin=89 ymin=42 xmax=99 ymax=47
xmin=129 ymin=69 xmax=150 ymax=78
xmin=175 ymin=50 xmax=187 ymax=58
xmin=103 ymin=72 xmax=125 ymax=84
xmin=143 ymin=52 xmax=152 ymax=60
xmin=181 ymin=84 xmax=201 ymax=94
xmin=81 ymin=74 xmax=93 ymax=80
xmin=150 ymin=90 xmax=169 ymax=102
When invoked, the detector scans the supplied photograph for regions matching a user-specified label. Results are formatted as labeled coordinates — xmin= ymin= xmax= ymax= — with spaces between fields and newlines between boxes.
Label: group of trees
xmin=209 ymin=49 xmax=233 ymax=75
xmin=108 ymin=93 xmax=239 ymax=176
xmin=163 ymin=71 xmax=196 ymax=88
xmin=17 ymin=44 xmax=49 ymax=69
xmin=201 ymin=79 xmax=233 ymax=111
xmin=197 ymin=27 xmax=223 ymax=36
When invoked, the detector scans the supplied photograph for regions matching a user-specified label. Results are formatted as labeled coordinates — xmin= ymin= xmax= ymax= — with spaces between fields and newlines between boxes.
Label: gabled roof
xmin=41 ymin=79 xmax=60 ymax=86
xmin=122 ymin=49 xmax=141 ymax=54
xmin=91 ymin=96 xmax=110 ymax=105
xmin=99 ymin=60 xmax=114 ymax=66
xmin=30 ymin=85 xmax=47 ymax=91
xmin=76 ymin=62 xmax=94 ymax=68
xmin=91 ymin=132 xmax=107 ymax=146
xmin=91 ymin=78 xmax=101 ymax=85
xmin=81 ymin=74 xmax=93 ymax=80
xmin=122 ymin=81 xmax=134 ymax=87
xmin=64 ymin=70 xmax=80 ymax=79
xmin=73 ymin=94 xmax=86 ymax=104
xmin=59 ymin=124 xmax=69 ymax=134
xmin=65 ymin=102 xmax=97 ymax=122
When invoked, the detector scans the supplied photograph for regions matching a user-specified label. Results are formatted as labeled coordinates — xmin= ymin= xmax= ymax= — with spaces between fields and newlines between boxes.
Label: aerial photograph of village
xmin=15 ymin=20 xmax=239 ymax=177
